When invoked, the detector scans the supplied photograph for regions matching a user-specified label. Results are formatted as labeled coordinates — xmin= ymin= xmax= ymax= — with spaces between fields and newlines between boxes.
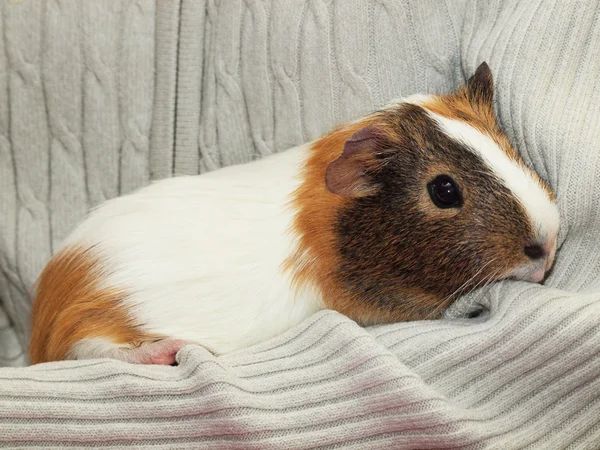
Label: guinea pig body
xmin=30 ymin=145 xmax=321 ymax=363
xmin=29 ymin=63 xmax=560 ymax=365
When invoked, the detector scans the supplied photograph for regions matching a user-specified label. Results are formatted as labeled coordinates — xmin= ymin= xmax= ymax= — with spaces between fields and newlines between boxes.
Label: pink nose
xmin=529 ymin=267 xmax=546 ymax=283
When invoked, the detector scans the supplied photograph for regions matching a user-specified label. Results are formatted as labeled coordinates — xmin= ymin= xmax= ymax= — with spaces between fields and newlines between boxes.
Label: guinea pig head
xmin=318 ymin=62 xmax=559 ymax=323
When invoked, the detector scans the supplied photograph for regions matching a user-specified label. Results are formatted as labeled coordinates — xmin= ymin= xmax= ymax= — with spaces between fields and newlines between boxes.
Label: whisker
xmin=437 ymin=259 xmax=496 ymax=306
xmin=467 ymin=265 xmax=508 ymax=311
xmin=428 ymin=259 xmax=506 ymax=320
xmin=425 ymin=261 xmax=494 ymax=320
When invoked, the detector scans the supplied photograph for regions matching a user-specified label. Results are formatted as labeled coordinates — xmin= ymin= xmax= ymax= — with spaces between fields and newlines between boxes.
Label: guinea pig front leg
xmin=123 ymin=338 xmax=194 ymax=365
xmin=69 ymin=337 xmax=195 ymax=365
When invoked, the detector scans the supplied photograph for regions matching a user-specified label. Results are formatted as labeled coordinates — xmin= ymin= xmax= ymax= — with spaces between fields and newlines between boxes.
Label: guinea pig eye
xmin=427 ymin=175 xmax=462 ymax=209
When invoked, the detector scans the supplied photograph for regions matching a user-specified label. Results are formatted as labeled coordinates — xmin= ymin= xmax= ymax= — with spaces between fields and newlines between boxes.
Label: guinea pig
xmin=29 ymin=62 xmax=559 ymax=365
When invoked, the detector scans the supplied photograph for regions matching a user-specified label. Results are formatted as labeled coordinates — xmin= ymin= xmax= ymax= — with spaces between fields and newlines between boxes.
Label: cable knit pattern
xmin=195 ymin=0 xmax=461 ymax=172
xmin=1 ymin=0 xmax=600 ymax=448
xmin=173 ymin=0 xmax=206 ymax=176
xmin=0 ymin=0 xmax=156 ymax=366
xmin=149 ymin=0 xmax=180 ymax=180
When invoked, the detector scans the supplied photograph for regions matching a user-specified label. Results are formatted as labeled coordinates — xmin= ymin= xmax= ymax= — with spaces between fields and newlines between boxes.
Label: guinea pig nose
xmin=524 ymin=244 xmax=545 ymax=260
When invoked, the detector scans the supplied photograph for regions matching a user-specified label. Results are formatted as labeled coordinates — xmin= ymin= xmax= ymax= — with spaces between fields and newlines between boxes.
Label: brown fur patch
xmin=29 ymin=247 xmax=155 ymax=364
xmin=285 ymin=114 xmax=440 ymax=324
xmin=285 ymin=116 xmax=375 ymax=323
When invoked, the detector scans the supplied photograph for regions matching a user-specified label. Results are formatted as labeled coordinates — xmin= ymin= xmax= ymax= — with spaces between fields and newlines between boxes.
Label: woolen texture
xmin=1 ymin=0 xmax=600 ymax=448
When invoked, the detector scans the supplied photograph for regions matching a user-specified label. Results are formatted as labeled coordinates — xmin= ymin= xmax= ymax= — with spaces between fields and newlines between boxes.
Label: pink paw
xmin=130 ymin=339 xmax=193 ymax=365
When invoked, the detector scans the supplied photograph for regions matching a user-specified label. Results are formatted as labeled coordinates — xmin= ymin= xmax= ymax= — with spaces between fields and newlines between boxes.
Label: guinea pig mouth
xmin=506 ymin=264 xmax=549 ymax=284
xmin=528 ymin=267 xmax=546 ymax=283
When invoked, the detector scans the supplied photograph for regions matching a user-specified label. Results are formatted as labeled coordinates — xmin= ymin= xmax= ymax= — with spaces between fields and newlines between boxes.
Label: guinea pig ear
xmin=325 ymin=125 xmax=385 ymax=198
xmin=466 ymin=61 xmax=494 ymax=108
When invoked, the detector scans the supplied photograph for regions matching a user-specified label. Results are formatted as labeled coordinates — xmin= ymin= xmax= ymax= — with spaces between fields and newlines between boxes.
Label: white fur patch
xmin=385 ymin=94 xmax=434 ymax=112
xmin=62 ymin=145 xmax=323 ymax=355
xmin=68 ymin=337 xmax=130 ymax=361
xmin=402 ymin=93 xmax=434 ymax=106
xmin=423 ymin=112 xmax=560 ymax=243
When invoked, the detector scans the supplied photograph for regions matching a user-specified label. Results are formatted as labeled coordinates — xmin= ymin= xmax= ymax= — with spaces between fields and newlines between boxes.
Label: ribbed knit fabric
xmin=1 ymin=0 xmax=600 ymax=448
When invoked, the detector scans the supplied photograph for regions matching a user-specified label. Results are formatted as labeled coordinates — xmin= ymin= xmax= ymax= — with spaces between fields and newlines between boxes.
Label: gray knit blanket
xmin=1 ymin=0 xmax=599 ymax=448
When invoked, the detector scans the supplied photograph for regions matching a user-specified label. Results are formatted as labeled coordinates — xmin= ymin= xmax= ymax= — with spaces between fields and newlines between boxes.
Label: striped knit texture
xmin=1 ymin=0 xmax=600 ymax=448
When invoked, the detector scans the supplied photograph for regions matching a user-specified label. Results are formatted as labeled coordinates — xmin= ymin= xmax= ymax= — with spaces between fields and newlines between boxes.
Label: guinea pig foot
xmin=128 ymin=338 xmax=193 ymax=365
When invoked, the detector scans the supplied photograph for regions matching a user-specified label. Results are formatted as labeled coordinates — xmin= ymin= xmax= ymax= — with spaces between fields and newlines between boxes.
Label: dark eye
xmin=427 ymin=175 xmax=462 ymax=209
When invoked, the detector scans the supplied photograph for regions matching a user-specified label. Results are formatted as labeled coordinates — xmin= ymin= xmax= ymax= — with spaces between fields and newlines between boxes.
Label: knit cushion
xmin=1 ymin=0 xmax=600 ymax=448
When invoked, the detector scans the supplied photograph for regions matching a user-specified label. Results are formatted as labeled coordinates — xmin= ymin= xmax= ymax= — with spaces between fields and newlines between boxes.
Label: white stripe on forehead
xmin=422 ymin=110 xmax=559 ymax=242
